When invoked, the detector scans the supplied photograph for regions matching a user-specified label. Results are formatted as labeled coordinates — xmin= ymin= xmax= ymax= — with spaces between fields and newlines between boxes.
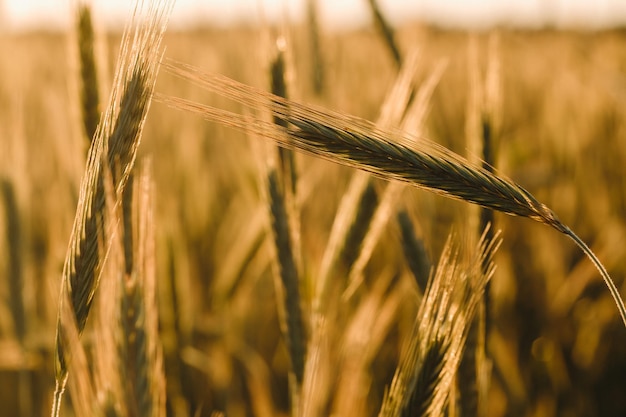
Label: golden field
xmin=0 ymin=6 xmax=626 ymax=416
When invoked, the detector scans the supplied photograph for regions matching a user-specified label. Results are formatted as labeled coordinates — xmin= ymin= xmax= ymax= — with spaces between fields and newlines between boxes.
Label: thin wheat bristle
xmin=52 ymin=2 xmax=173 ymax=415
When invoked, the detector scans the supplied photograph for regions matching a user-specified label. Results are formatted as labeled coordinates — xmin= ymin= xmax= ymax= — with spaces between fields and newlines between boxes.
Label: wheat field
xmin=0 ymin=1 xmax=625 ymax=416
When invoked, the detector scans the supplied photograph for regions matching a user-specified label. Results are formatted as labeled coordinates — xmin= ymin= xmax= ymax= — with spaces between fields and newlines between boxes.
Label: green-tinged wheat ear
xmin=379 ymin=230 xmax=500 ymax=417
xmin=77 ymin=2 xmax=101 ymax=144
xmin=51 ymin=2 xmax=173 ymax=416
xmin=157 ymin=62 xmax=626 ymax=328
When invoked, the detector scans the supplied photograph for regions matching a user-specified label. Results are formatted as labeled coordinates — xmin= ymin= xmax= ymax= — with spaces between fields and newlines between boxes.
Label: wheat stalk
xmin=157 ymin=62 xmax=626 ymax=328
xmin=52 ymin=2 xmax=173 ymax=416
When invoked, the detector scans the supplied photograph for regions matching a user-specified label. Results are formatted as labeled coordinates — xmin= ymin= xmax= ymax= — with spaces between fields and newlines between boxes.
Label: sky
xmin=2 ymin=0 xmax=626 ymax=32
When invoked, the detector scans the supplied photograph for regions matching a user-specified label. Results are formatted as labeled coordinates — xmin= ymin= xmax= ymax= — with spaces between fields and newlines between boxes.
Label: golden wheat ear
xmin=379 ymin=228 xmax=501 ymax=417
xmin=156 ymin=62 xmax=626 ymax=329
xmin=51 ymin=2 xmax=173 ymax=416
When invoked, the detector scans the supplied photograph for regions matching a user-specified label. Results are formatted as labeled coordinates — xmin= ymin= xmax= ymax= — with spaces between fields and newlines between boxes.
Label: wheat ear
xmin=379 ymin=229 xmax=501 ymax=417
xmin=117 ymin=162 xmax=164 ymax=417
xmin=267 ymin=39 xmax=307 ymax=406
xmin=52 ymin=2 xmax=173 ymax=416
xmin=157 ymin=62 xmax=626 ymax=328
xmin=267 ymin=169 xmax=307 ymax=388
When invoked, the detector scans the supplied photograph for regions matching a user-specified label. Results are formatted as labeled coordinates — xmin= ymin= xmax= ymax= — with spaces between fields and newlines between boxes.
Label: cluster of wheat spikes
xmin=43 ymin=0 xmax=626 ymax=415
xmin=52 ymin=1 xmax=173 ymax=416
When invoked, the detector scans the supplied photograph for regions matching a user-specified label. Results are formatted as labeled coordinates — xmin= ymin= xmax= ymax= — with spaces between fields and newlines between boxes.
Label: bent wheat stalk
xmin=157 ymin=61 xmax=626 ymax=328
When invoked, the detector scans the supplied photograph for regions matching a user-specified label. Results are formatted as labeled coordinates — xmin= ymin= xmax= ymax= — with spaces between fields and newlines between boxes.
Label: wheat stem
xmin=564 ymin=227 xmax=626 ymax=327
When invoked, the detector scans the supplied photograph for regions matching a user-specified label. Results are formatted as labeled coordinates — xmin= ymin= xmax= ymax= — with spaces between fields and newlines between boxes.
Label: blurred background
xmin=1 ymin=1 xmax=626 ymax=417
xmin=3 ymin=0 xmax=626 ymax=31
